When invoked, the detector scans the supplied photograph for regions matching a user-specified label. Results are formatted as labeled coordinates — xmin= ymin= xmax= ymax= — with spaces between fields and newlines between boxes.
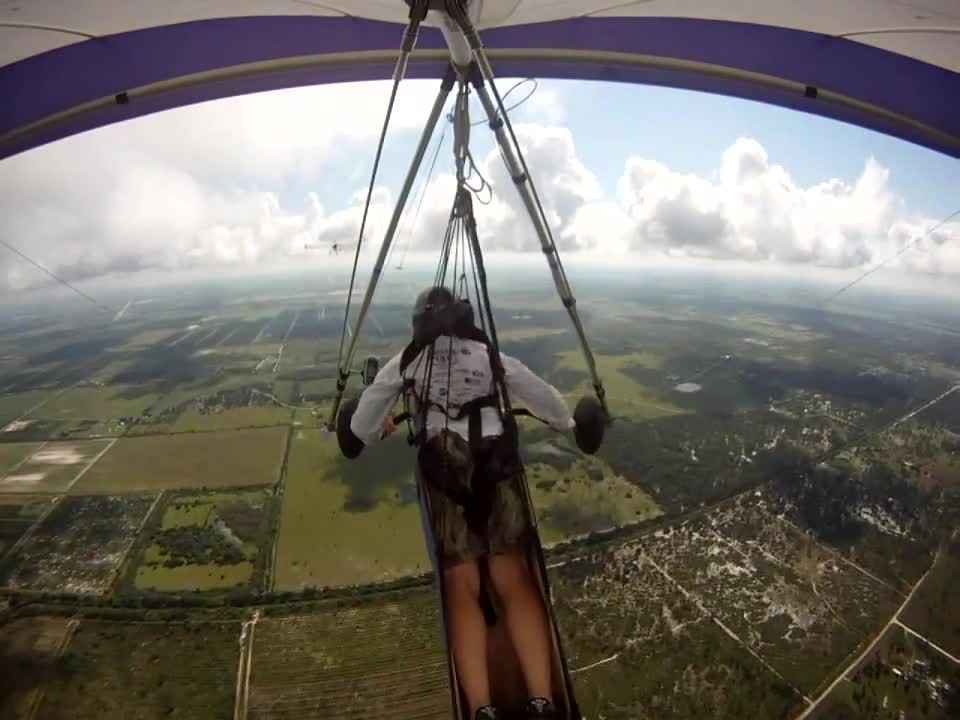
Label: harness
xmin=397 ymin=319 xmax=521 ymax=551
xmin=398 ymin=321 xmax=517 ymax=453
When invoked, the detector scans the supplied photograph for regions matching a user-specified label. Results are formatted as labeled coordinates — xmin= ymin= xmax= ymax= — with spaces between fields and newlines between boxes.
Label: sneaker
xmin=474 ymin=706 xmax=500 ymax=720
xmin=525 ymin=697 xmax=558 ymax=718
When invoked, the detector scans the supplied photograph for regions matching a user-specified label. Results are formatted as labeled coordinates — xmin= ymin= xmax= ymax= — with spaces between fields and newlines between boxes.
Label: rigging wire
xmin=820 ymin=207 xmax=960 ymax=306
xmin=334 ymin=22 xmax=420 ymax=374
xmin=393 ymin=119 xmax=449 ymax=271
xmin=0 ymin=238 xmax=112 ymax=314
xmin=480 ymin=71 xmax=575 ymax=287
xmin=468 ymin=77 xmax=538 ymax=127
xmin=391 ymin=76 xmax=537 ymax=272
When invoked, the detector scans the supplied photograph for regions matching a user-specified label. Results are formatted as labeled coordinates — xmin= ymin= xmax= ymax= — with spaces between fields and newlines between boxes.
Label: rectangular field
xmin=35 ymin=620 xmax=240 ymax=720
xmin=0 ymin=494 xmax=157 ymax=593
xmin=272 ymin=429 xmax=428 ymax=591
xmin=0 ymin=390 xmax=55 ymax=427
xmin=0 ymin=494 xmax=54 ymax=557
xmin=170 ymin=406 xmax=291 ymax=433
xmin=0 ymin=442 xmax=42 ymax=475
xmin=32 ymin=385 xmax=159 ymax=420
xmin=0 ymin=439 xmax=114 ymax=493
xmin=128 ymin=488 xmax=274 ymax=593
xmin=71 ymin=427 xmax=288 ymax=494
xmin=248 ymin=586 xmax=449 ymax=719
xmin=0 ymin=617 xmax=76 ymax=720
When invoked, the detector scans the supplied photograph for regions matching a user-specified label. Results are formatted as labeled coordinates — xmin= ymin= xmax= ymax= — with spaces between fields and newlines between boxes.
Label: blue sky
xmin=301 ymin=78 xmax=959 ymax=220
xmin=1 ymin=76 xmax=958 ymax=296
xmin=553 ymin=81 xmax=960 ymax=219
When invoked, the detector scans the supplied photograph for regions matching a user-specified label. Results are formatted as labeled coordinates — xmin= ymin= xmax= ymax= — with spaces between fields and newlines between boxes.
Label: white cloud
xmin=608 ymin=137 xmax=959 ymax=276
xmin=1 ymin=81 xmax=957 ymax=298
xmin=0 ymin=80 xmax=434 ymax=291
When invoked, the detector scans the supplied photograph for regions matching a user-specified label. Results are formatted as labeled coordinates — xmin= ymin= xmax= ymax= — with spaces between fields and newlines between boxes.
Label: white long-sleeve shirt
xmin=350 ymin=336 xmax=574 ymax=445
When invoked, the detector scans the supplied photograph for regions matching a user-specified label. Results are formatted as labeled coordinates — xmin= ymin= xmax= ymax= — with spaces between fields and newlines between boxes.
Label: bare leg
xmin=489 ymin=552 xmax=553 ymax=701
xmin=444 ymin=561 xmax=492 ymax=716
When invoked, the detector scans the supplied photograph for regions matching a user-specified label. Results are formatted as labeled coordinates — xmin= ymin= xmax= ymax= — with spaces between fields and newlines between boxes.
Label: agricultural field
xmin=0 ymin=390 xmax=56 ymax=427
xmin=125 ymin=488 xmax=276 ymax=593
xmin=812 ymin=625 xmax=960 ymax=719
xmin=32 ymin=385 xmax=159 ymax=421
xmin=0 ymin=494 xmax=157 ymax=593
xmin=273 ymin=429 xmax=429 ymax=591
xmin=0 ymin=439 xmax=114 ymax=493
xmin=641 ymin=499 xmax=901 ymax=694
xmin=170 ymin=406 xmax=291 ymax=433
xmin=0 ymin=617 xmax=77 ymax=720
xmin=71 ymin=427 xmax=287 ymax=494
xmin=34 ymin=620 xmax=240 ymax=720
xmin=0 ymin=441 xmax=42 ymax=475
xmin=0 ymin=494 xmax=54 ymax=558
xmin=248 ymin=586 xmax=449 ymax=719
xmin=550 ymin=542 xmax=804 ymax=720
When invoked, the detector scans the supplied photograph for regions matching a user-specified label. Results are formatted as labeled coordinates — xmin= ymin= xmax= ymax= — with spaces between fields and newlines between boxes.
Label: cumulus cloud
xmin=0 ymin=80 xmax=436 ymax=292
xmin=403 ymin=123 xmax=601 ymax=253
xmin=614 ymin=137 xmax=958 ymax=274
xmin=1 ymin=81 xmax=957 ymax=297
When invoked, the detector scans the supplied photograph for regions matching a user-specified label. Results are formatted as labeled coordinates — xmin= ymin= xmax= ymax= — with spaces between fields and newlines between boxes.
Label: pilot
xmin=350 ymin=285 xmax=573 ymax=720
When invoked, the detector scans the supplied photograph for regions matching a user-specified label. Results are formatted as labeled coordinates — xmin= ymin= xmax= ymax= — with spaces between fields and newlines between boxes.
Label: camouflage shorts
xmin=419 ymin=430 xmax=531 ymax=565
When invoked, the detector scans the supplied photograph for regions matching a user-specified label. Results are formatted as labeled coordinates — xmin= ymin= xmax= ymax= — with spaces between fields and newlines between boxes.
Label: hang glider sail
xmin=1 ymin=1 xmax=958 ymax=160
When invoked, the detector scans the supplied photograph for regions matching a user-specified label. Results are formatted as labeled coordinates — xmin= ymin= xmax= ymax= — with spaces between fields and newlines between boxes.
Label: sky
xmin=0 ymin=77 xmax=958 ymax=301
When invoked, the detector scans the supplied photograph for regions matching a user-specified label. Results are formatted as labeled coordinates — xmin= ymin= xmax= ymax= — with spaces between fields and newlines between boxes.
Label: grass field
xmin=527 ymin=454 xmax=662 ymax=545
xmin=0 ymin=616 xmax=76 ymax=720
xmin=34 ymin=386 xmax=159 ymax=420
xmin=136 ymin=561 xmax=255 ymax=591
xmin=131 ymin=488 xmax=271 ymax=592
xmin=0 ymin=390 xmax=55 ymax=425
xmin=0 ymin=442 xmax=42 ymax=475
xmin=273 ymin=430 xmax=429 ymax=591
xmin=118 ymin=328 xmax=179 ymax=348
xmin=36 ymin=620 xmax=239 ymax=720
xmin=170 ymin=406 xmax=291 ymax=432
xmin=248 ymin=586 xmax=448 ymax=719
xmin=555 ymin=351 xmax=687 ymax=420
xmin=0 ymin=439 xmax=114 ymax=493
xmin=71 ymin=427 xmax=287 ymax=494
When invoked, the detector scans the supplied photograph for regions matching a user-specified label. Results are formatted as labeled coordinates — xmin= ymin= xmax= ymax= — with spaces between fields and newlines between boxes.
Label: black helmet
xmin=412 ymin=285 xmax=473 ymax=346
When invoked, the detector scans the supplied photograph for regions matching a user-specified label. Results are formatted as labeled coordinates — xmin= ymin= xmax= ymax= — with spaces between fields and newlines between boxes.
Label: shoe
xmin=525 ymin=697 xmax=558 ymax=718
xmin=474 ymin=706 xmax=500 ymax=720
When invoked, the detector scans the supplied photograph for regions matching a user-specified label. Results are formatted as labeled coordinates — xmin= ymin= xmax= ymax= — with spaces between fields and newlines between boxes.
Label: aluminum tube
xmin=470 ymin=80 xmax=608 ymax=414
xmin=327 ymin=69 xmax=456 ymax=429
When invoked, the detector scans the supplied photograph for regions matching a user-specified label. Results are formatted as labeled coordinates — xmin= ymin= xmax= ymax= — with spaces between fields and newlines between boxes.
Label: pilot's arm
xmin=501 ymin=353 xmax=575 ymax=431
xmin=349 ymin=351 xmax=405 ymax=444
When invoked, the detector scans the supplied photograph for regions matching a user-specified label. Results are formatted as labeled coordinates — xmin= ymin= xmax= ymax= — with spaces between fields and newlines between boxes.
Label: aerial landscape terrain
xmin=0 ymin=266 xmax=957 ymax=719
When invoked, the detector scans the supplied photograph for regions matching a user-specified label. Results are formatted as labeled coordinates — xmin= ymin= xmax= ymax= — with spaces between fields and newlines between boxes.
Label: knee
xmin=489 ymin=553 xmax=533 ymax=601
xmin=444 ymin=561 xmax=480 ymax=600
